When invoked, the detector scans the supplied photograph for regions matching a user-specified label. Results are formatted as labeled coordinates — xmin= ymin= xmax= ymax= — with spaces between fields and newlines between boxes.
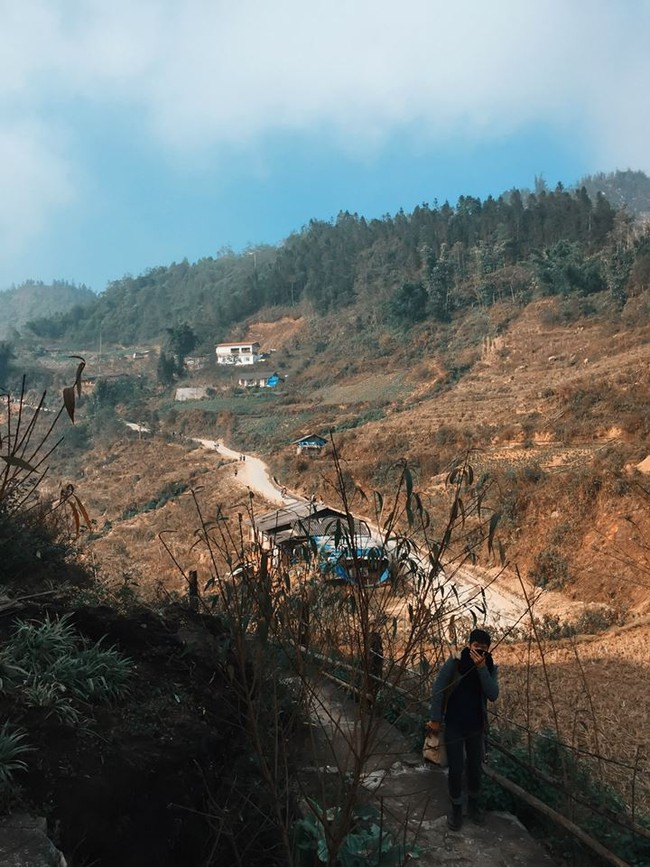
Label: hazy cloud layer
xmin=1 ymin=0 xmax=649 ymax=257
xmin=0 ymin=119 xmax=75 ymax=263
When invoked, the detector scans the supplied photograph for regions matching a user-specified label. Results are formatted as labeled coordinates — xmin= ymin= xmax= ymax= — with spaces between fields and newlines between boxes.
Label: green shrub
xmin=548 ymin=521 xmax=571 ymax=546
xmin=485 ymin=728 xmax=650 ymax=867
xmin=335 ymin=408 xmax=385 ymax=431
xmin=0 ymin=506 xmax=73 ymax=585
xmin=293 ymin=801 xmax=419 ymax=866
xmin=573 ymin=607 xmax=621 ymax=634
xmin=529 ymin=548 xmax=569 ymax=589
xmin=434 ymin=425 xmax=458 ymax=445
xmin=523 ymin=608 xmax=622 ymax=642
xmin=0 ymin=613 xmax=132 ymax=723
xmin=521 ymin=462 xmax=544 ymax=483
xmin=0 ymin=723 xmax=31 ymax=788
xmin=121 ymin=481 xmax=189 ymax=519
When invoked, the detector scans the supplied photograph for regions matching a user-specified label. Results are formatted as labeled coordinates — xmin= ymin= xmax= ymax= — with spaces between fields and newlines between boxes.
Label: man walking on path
xmin=427 ymin=628 xmax=499 ymax=831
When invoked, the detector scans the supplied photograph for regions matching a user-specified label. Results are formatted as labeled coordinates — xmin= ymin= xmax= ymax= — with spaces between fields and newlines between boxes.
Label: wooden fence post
xmin=188 ymin=570 xmax=199 ymax=612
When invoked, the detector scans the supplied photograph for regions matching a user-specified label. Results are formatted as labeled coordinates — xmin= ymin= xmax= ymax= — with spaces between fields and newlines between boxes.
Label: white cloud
xmin=0 ymin=0 xmax=649 ymax=255
xmin=120 ymin=0 xmax=650 ymax=159
xmin=0 ymin=118 xmax=75 ymax=260
xmin=3 ymin=1 xmax=649 ymax=149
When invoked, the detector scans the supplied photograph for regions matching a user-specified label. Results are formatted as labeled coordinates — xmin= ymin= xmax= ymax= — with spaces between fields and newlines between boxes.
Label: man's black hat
xmin=469 ymin=628 xmax=491 ymax=646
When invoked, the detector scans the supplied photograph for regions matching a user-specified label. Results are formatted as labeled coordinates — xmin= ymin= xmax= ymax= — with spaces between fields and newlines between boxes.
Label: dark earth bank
xmin=0 ymin=600 xmax=290 ymax=867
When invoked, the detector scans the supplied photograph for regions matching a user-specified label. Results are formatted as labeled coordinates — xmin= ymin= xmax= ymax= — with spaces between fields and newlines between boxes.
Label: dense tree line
xmin=0 ymin=280 xmax=95 ymax=338
xmin=25 ymin=174 xmax=650 ymax=346
xmin=579 ymin=169 xmax=650 ymax=216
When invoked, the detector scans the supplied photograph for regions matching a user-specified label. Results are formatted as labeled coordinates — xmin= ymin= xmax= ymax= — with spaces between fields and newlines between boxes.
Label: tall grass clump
xmin=0 ymin=365 xmax=90 ymax=586
xmin=0 ymin=723 xmax=32 ymax=790
xmin=0 ymin=613 xmax=132 ymax=725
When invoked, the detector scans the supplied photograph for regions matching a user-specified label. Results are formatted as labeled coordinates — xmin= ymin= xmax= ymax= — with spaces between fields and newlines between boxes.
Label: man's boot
xmin=447 ymin=803 xmax=463 ymax=831
xmin=467 ymin=797 xmax=485 ymax=825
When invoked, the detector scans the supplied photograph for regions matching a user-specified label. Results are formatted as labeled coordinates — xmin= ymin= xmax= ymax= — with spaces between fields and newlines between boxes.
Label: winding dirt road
xmin=191 ymin=437 xmax=531 ymax=627
xmin=192 ymin=437 xmax=295 ymax=505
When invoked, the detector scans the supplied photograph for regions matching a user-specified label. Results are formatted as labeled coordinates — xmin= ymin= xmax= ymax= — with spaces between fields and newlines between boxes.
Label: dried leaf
xmin=72 ymin=494 xmax=91 ymax=529
xmin=75 ymin=362 xmax=85 ymax=395
xmin=404 ymin=465 xmax=413 ymax=499
xmin=69 ymin=501 xmax=81 ymax=535
xmin=383 ymin=508 xmax=397 ymax=531
xmin=59 ymin=483 xmax=74 ymax=501
xmin=0 ymin=455 xmax=37 ymax=472
xmin=70 ymin=356 xmax=86 ymax=397
xmin=488 ymin=511 xmax=501 ymax=555
xmin=448 ymin=614 xmax=457 ymax=646
xmin=63 ymin=386 xmax=76 ymax=423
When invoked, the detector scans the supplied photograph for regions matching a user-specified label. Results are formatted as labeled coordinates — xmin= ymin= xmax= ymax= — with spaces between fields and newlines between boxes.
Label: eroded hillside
xmin=229 ymin=294 xmax=650 ymax=616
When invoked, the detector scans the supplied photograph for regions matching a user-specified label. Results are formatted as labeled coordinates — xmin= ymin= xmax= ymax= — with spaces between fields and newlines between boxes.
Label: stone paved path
xmin=301 ymin=676 xmax=555 ymax=867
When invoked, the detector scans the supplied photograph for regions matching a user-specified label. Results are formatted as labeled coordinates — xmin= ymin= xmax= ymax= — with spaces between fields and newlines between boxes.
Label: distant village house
xmin=252 ymin=501 xmax=390 ymax=585
xmin=292 ymin=434 xmax=327 ymax=455
xmin=215 ymin=341 xmax=261 ymax=365
xmin=238 ymin=373 xmax=281 ymax=388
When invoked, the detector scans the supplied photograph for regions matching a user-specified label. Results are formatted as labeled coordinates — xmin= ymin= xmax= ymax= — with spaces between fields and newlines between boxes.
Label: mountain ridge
xmin=21 ymin=170 xmax=650 ymax=349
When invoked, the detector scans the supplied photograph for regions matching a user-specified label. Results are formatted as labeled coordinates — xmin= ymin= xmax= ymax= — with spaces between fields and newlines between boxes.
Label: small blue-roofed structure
xmin=292 ymin=433 xmax=327 ymax=455
xmin=252 ymin=502 xmax=393 ymax=587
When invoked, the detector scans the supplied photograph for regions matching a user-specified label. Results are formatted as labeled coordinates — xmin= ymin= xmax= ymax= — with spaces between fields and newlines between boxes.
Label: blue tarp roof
xmin=319 ymin=545 xmax=391 ymax=585
xmin=292 ymin=434 xmax=327 ymax=445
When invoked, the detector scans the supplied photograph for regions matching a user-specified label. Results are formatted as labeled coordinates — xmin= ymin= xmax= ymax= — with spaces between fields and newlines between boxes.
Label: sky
xmin=1 ymin=0 xmax=650 ymax=294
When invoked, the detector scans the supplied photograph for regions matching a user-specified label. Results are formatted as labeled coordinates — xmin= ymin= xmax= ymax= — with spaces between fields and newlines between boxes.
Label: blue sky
xmin=1 ymin=1 xmax=649 ymax=293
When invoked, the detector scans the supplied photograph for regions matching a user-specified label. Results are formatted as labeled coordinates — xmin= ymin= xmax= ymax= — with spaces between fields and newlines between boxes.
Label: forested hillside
xmin=25 ymin=172 xmax=650 ymax=349
xmin=578 ymin=169 xmax=650 ymax=216
xmin=0 ymin=280 xmax=95 ymax=338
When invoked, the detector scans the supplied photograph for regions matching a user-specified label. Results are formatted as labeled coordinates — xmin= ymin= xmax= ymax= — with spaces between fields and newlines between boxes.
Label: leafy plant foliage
xmin=293 ymin=802 xmax=419 ymax=867
xmin=0 ymin=613 xmax=132 ymax=724
xmin=0 ymin=723 xmax=32 ymax=789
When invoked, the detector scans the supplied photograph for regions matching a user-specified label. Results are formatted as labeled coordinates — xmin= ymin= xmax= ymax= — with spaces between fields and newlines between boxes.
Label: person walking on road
xmin=427 ymin=628 xmax=499 ymax=831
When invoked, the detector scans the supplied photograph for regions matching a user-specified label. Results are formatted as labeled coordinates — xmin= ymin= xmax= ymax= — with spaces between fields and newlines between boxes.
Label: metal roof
xmin=294 ymin=515 xmax=372 ymax=541
xmin=253 ymin=502 xmax=344 ymax=535
xmin=252 ymin=502 xmax=377 ymax=555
